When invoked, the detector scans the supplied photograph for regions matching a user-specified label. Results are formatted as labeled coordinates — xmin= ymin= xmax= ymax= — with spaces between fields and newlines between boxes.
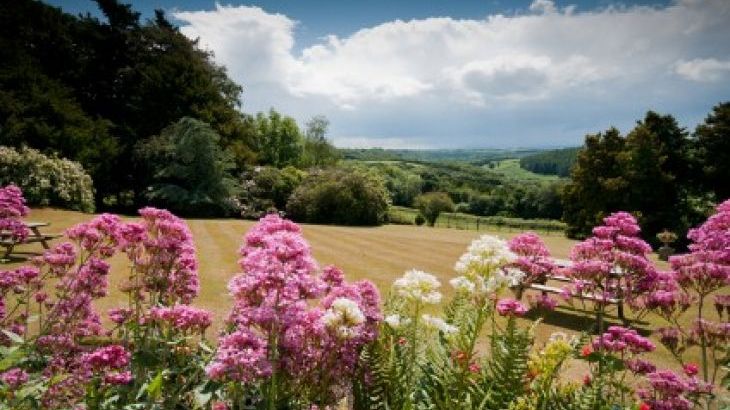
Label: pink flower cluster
xmin=669 ymin=199 xmax=730 ymax=296
xmin=496 ymin=298 xmax=528 ymax=317
xmin=638 ymin=370 xmax=712 ymax=410
xmin=120 ymin=207 xmax=200 ymax=305
xmin=570 ymin=212 xmax=655 ymax=307
xmin=591 ymin=326 xmax=655 ymax=354
xmin=0 ymin=368 xmax=29 ymax=390
xmin=0 ymin=185 xmax=30 ymax=242
xmin=209 ymin=214 xmax=381 ymax=405
xmin=148 ymin=305 xmax=212 ymax=334
xmin=80 ymin=345 xmax=133 ymax=386
xmin=508 ymin=232 xmax=556 ymax=286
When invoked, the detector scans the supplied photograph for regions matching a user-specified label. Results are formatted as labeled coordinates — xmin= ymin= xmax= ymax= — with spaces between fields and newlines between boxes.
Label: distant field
xmin=4 ymin=208 xmax=715 ymax=379
xmin=486 ymin=158 xmax=561 ymax=181
xmin=388 ymin=206 xmax=567 ymax=233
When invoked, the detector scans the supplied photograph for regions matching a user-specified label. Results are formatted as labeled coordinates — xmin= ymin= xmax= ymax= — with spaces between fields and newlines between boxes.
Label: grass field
xmin=487 ymin=158 xmax=561 ymax=182
xmin=4 ymin=208 xmax=722 ymax=382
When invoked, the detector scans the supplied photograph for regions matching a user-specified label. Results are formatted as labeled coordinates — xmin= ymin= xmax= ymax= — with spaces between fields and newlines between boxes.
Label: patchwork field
xmin=4 ymin=208 xmax=717 ymax=380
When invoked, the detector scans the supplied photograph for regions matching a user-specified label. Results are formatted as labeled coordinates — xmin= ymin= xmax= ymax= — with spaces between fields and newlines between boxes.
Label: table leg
xmin=31 ymin=227 xmax=50 ymax=249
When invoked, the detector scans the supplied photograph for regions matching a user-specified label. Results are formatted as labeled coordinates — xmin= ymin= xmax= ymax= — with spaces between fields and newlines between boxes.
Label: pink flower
xmin=0 ymin=368 xmax=29 ymax=389
xmin=104 ymin=371 xmax=133 ymax=385
xmin=682 ymin=363 xmax=698 ymax=377
xmin=496 ymin=298 xmax=528 ymax=317
xmin=206 ymin=329 xmax=271 ymax=383
xmin=212 ymin=402 xmax=229 ymax=410
xmin=508 ymin=233 xmax=555 ymax=285
xmin=592 ymin=326 xmax=655 ymax=354
xmin=148 ymin=305 xmax=212 ymax=334
xmin=81 ymin=345 xmax=130 ymax=370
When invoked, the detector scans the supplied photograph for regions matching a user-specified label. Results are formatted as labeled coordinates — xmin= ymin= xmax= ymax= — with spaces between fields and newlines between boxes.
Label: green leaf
xmin=147 ymin=371 xmax=164 ymax=400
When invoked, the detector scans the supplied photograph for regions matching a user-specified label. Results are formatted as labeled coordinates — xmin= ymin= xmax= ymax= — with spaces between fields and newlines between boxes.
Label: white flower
xmin=393 ymin=269 xmax=442 ymax=305
xmin=421 ymin=314 xmax=458 ymax=335
xmin=454 ymin=235 xmax=516 ymax=277
xmin=450 ymin=276 xmax=476 ymax=294
xmin=322 ymin=297 xmax=365 ymax=339
xmin=503 ymin=268 xmax=526 ymax=287
xmin=384 ymin=314 xmax=411 ymax=329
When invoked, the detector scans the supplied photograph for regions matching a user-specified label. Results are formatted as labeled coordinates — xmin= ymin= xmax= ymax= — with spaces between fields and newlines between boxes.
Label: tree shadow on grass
xmin=525 ymin=305 xmax=653 ymax=336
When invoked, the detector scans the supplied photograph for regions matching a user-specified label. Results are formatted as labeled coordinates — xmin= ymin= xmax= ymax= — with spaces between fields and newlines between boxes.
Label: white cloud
xmin=173 ymin=0 xmax=730 ymax=147
xmin=675 ymin=58 xmax=730 ymax=82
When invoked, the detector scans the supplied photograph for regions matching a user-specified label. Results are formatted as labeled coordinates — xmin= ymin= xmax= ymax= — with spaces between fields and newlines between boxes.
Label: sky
xmin=48 ymin=0 xmax=730 ymax=148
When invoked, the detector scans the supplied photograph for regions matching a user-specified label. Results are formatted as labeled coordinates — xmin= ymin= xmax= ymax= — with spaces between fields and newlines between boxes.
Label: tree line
xmin=563 ymin=103 xmax=729 ymax=244
xmin=0 ymin=0 xmax=338 ymax=213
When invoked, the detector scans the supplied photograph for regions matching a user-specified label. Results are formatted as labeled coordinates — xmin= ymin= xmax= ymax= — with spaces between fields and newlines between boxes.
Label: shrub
xmin=238 ymin=165 xmax=306 ymax=218
xmin=414 ymin=191 xmax=454 ymax=226
xmin=0 ymin=145 xmax=95 ymax=212
xmin=286 ymin=168 xmax=390 ymax=225
xmin=415 ymin=214 xmax=426 ymax=226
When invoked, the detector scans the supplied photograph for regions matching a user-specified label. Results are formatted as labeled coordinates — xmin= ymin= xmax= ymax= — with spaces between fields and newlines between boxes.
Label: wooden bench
xmin=1 ymin=222 xmax=61 ymax=261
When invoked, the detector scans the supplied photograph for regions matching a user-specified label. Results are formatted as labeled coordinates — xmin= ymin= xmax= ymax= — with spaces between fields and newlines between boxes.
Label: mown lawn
xmin=4 ymin=208 xmax=723 ymax=381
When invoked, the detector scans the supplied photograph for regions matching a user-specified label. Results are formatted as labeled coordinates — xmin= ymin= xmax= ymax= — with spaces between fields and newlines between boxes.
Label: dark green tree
xmin=135 ymin=117 xmax=238 ymax=216
xmin=562 ymin=128 xmax=628 ymax=238
xmin=255 ymin=109 xmax=303 ymax=168
xmin=694 ymin=102 xmax=730 ymax=201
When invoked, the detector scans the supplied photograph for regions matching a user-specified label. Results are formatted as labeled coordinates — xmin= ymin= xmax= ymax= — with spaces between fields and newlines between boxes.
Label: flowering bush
xmin=569 ymin=211 xmax=656 ymax=329
xmin=0 ymin=207 xmax=214 ymax=409
xmin=643 ymin=199 xmax=730 ymax=407
xmin=0 ymin=146 xmax=95 ymax=213
xmin=0 ymin=184 xmax=30 ymax=243
xmin=207 ymin=214 xmax=381 ymax=408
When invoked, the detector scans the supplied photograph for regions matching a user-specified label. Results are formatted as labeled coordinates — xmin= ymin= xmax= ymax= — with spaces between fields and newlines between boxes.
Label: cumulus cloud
xmin=675 ymin=58 xmax=730 ymax=82
xmin=173 ymin=0 xmax=730 ymax=147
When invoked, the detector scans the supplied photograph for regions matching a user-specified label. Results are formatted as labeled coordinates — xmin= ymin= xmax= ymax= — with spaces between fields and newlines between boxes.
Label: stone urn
xmin=656 ymin=229 xmax=677 ymax=261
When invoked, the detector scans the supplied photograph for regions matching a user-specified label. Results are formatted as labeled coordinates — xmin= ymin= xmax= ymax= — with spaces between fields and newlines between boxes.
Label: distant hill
xmin=519 ymin=147 xmax=580 ymax=177
xmin=339 ymin=148 xmax=544 ymax=163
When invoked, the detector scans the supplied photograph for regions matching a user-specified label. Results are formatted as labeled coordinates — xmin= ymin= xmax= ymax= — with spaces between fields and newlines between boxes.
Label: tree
xmin=414 ymin=192 xmax=455 ymax=227
xmin=299 ymin=115 xmax=340 ymax=168
xmin=694 ymin=102 xmax=730 ymax=201
xmin=562 ymin=128 xmax=628 ymax=238
xmin=255 ymin=109 xmax=303 ymax=168
xmin=135 ymin=117 xmax=238 ymax=216
xmin=0 ymin=0 xmax=254 ymax=208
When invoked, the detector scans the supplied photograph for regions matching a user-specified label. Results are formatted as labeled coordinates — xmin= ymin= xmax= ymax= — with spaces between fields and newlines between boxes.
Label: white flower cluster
xmin=421 ymin=314 xmax=458 ymax=335
xmin=322 ymin=297 xmax=366 ymax=339
xmin=454 ymin=235 xmax=517 ymax=276
xmin=393 ymin=269 xmax=442 ymax=305
xmin=384 ymin=313 xmax=411 ymax=329
xmin=450 ymin=235 xmax=520 ymax=297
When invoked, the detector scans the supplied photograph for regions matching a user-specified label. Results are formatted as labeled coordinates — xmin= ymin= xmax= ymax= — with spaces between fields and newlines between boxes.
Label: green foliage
xmin=286 ymin=168 xmax=390 ymax=225
xmin=519 ymin=148 xmax=580 ymax=177
xmin=0 ymin=145 xmax=95 ymax=212
xmin=415 ymin=214 xmax=426 ymax=226
xmin=238 ymin=165 xmax=306 ymax=218
xmin=0 ymin=0 xmax=252 ymax=207
xmin=695 ymin=101 xmax=730 ymax=201
xmin=484 ymin=318 xmax=532 ymax=409
xmin=414 ymin=192 xmax=455 ymax=226
xmin=253 ymin=109 xmax=303 ymax=168
xmin=136 ymin=117 xmax=238 ymax=217
xmin=299 ymin=115 xmax=340 ymax=168
xmin=562 ymin=111 xmax=709 ymax=243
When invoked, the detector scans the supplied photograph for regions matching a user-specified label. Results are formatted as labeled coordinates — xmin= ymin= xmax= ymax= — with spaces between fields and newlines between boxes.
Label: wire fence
xmin=388 ymin=206 xmax=567 ymax=235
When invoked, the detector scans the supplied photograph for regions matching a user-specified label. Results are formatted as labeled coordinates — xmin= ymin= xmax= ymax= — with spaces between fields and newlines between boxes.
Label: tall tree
xmin=135 ymin=117 xmax=238 ymax=216
xmin=562 ymin=128 xmax=628 ymax=238
xmin=694 ymin=102 xmax=730 ymax=201
xmin=300 ymin=115 xmax=340 ymax=168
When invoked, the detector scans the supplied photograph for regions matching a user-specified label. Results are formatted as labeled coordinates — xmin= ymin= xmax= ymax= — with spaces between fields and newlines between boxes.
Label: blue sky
xmin=47 ymin=0 xmax=729 ymax=148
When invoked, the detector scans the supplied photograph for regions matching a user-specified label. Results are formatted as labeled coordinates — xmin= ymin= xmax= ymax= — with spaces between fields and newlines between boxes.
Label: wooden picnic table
xmin=1 ymin=221 xmax=61 ymax=261
xmin=517 ymin=257 xmax=628 ymax=323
